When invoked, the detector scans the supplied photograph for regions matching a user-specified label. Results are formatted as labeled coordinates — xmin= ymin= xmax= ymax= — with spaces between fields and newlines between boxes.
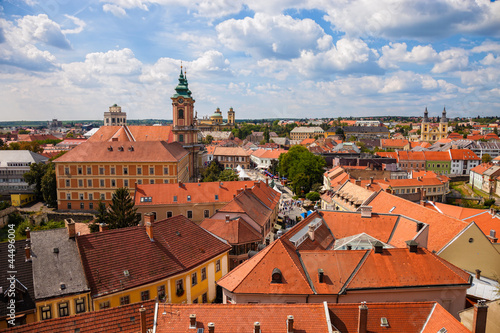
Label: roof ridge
xmin=421 ymin=247 xmax=470 ymax=284
xmin=339 ymin=249 xmax=370 ymax=294
xmin=279 ymin=240 xmax=314 ymax=293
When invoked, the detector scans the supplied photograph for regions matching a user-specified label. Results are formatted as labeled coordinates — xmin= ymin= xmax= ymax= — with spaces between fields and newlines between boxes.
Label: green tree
xmin=264 ymin=127 xmax=270 ymax=143
xmin=204 ymin=135 xmax=214 ymax=144
xmin=306 ymin=191 xmax=320 ymax=202
xmin=219 ymin=169 xmax=239 ymax=181
xmin=279 ymin=145 xmax=326 ymax=196
xmin=201 ymin=160 xmax=224 ymax=182
xmin=41 ymin=163 xmax=57 ymax=207
xmin=95 ymin=201 xmax=110 ymax=226
xmin=23 ymin=162 xmax=49 ymax=200
xmin=482 ymin=154 xmax=492 ymax=163
xmin=107 ymin=188 xmax=140 ymax=229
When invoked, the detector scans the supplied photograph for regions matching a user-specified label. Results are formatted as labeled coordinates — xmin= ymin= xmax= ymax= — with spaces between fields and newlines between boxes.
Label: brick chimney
xmin=406 ymin=240 xmax=418 ymax=253
xmin=145 ymin=221 xmax=154 ymax=241
xmin=25 ymin=227 xmax=30 ymax=242
xmin=225 ymin=215 xmax=230 ymax=223
xmin=139 ymin=307 xmax=147 ymax=333
xmin=25 ymin=244 xmax=31 ymax=262
xmin=189 ymin=314 xmax=196 ymax=329
xmin=373 ymin=241 xmax=383 ymax=254
xmin=266 ymin=178 xmax=269 ymax=186
xmin=99 ymin=223 xmax=108 ymax=232
xmin=144 ymin=212 xmax=154 ymax=225
xmin=208 ymin=322 xmax=215 ymax=333
xmin=489 ymin=229 xmax=497 ymax=243
xmin=358 ymin=302 xmax=368 ymax=333
xmin=355 ymin=178 xmax=361 ymax=186
xmin=475 ymin=269 xmax=481 ymax=280
xmin=254 ymin=322 xmax=261 ymax=333
xmin=254 ymin=181 xmax=260 ymax=188
xmin=472 ymin=300 xmax=488 ymax=333
xmin=318 ymin=269 xmax=324 ymax=283
xmin=287 ymin=315 xmax=294 ymax=333
xmin=308 ymin=224 xmax=315 ymax=241
xmin=237 ymin=188 xmax=243 ymax=195
xmin=360 ymin=206 xmax=372 ymax=218
xmin=65 ymin=218 xmax=76 ymax=239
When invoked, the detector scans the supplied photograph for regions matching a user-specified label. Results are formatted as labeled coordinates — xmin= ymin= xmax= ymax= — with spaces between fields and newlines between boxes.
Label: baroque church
xmin=420 ymin=107 xmax=449 ymax=142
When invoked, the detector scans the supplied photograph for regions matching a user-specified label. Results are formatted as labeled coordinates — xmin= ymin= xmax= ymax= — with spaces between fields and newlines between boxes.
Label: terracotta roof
xmin=471 ymin=163 xmax=493 ymax=175
xmin=134 ymin=180 xmax=257 ymax=205
xmin=449 ymin=149 xmax=480 ymax=160
xmin=17 ymin=134 xmax=59 ymax=142
xmin=217 ymin=238 xmax=313 ymax=295
xmin=380 ymin=139 xmax=409 ymax=148
xmin=200 ymin=217 xmax=262 ymax=244
xmin=300 ymin=138 xmax=315 ymax=145
xmin=3 ymin=300 xmax=156 ymax=333
xmin=77 ymin=215 xmax=231 ymax=297
xmin=365 ymin=191 xmax=469 ymax=252
xmin=156 ymin=303 xmax=330 ymax=333
xmin=87 ymin=125 xmax=173 ymax=142
xmin=345 ymin=247 xmax=470 ymax=290
xmin=54 ymin=141 xmax=188 ymax=163
xmin=251 ymin=148 xmax=287 ymax=159
xmin=213 ymin=146 xmax=250 ymax=157
xmin=462 ymin=211 xmax=500 ymax=241
xmin=423 ymin=151 xmax=451 ymax=161
xmin=425 ymin=201 xmax=486 ymax=220
xmin=422 ymin=302 xmax=472 ymax=332
xmin=375 ymin=152 xmax=398 ymax=159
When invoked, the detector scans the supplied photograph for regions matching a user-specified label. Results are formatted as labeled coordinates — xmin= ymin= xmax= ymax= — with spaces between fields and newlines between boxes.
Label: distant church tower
xmin=421 ymin=107 xmax=448 ymax=142
xmin=227 ymin=107 xmax=235 ymax=125
xmin=171 ymin=66 xmax=201 ymax=179
xmin=104 ymin=104 xmax=127 ymax=126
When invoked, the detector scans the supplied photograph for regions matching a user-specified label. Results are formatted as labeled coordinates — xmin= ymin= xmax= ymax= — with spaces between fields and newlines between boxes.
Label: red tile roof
xmin=380 ymin=139 xmax=409 ymax=148
xmin=87 ymin=125 xmax=173 ymax=142
xmin=200 ymin=217 xmax=262 ymax=244
xmin=77 ymin=215 xmax=231 ymax=297
xmin=3 ymin=300 xmax=156 ymax=333
xmin=449 ymin=149 xmax=480 ymax=160
xmin=251 ymin=148 xmax=287 ymax=159
xmin=422 ymin=302 xmax=471 ymax=333
xmin=365 ymin=191 xmax=469 ymax=252
xmin=134 ymin=180 xmax=257 ymax=205
xmin=470 ymin=163 xmax=493 ymax=175
xmin=54 ymin=141 xmax=188 ymax=163
xmin=213 ymin=146 xmax=250 ymax=157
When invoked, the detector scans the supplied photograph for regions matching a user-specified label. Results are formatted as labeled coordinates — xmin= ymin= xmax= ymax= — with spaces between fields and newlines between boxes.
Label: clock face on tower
xmin=178 ymin=98 xmax=184 ymax=104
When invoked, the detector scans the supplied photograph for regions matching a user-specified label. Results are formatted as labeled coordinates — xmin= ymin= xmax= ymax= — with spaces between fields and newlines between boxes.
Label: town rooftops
xmin=134 ymin=180 xmax=257 ymax=206
xmin=31 ymin=228 xmax=90 ymax=300
xmin=77 ymin=215 xmax=231 ymax=297
xmin=213 ymin=146 xmax=250 ymax=156
xmin=251 ymin=148 xmax=287 ymax=159
xmin=87 ymin=125 xmax=173 ymax=142
xmin=200 ymin=216 xmax=262 ymax=244
xmin=0 ymin=150 xmax=48 ymax=167
xmin=290 ymin=126 xmax=324 ymax=133
xmin=449 ymin=149 xmax=480 ymax=160
xmin=470 ymin=163 xmax=493 ymax=175
xmin=53 ymin=141 xmax=188 ymax=163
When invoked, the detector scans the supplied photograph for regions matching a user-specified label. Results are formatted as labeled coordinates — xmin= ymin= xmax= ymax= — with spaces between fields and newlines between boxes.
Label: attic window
xmin=123 ymin=270 xmax=130 ymax=277
xmin=187 ymin=195 xmax=191 ymax=202
xmin=173 ymin=196 xmax=177 ymax=202
xmin=389 ymin=206 xmax=396 ymax=213
xmin=215 ymin=195 xmax=219 ymax=200
xmin=53 ymin=248 xmax=59 ymax=254
xmin=60 ymin=284 xmax=66 ymax=290
xmin=108 ymin=146 xmax=113 ymax=151
xmin=118 ymin=146 xmax=124 ymax=151
xmin=128 ymin=146 xmax=134 ymax=151
xmin=438 ymin=329 xmax=447 ymax=333
xmin=271 ymin=268 xmax=282 ymax=283
xmin=381 ymin=317 xmax=389 ymax=327
xmin=140 ymin=197 xmax=152 ymax=203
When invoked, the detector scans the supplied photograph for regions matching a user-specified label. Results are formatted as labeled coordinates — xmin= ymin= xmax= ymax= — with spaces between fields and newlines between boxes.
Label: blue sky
xmin=1 ymin=0 xmax=500 ymax=121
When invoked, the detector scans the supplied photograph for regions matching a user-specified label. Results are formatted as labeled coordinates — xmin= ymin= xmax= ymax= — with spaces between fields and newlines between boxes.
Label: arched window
xmin=178 ymin=109 xmax=184 ymax=119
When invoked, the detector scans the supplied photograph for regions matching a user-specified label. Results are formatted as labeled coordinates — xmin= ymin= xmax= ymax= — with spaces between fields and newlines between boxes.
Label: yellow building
xmin=197 ymin=107 xmax=236 ymax=131
xmin=77 ymin=214 xmax=231 ymax=310
xmin=421 ymin=107 xmax=449 ymax=142
xmin=10 ymin=193 xmax=36 ymax=207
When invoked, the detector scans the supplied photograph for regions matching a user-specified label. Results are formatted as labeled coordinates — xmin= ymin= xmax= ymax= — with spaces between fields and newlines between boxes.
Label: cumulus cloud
xmin=471 ymin=41 xmax=500 ymax=54
xmin=431 ymin=48 xmax=469 ymax=73
xmin=378 ymin=43 xmax=438 ymax=69
xmin=62 ymin=15 xmax=86 ymax=34
xmin=216 ymin=13 xmax=328 ymax=59
xmin=323 ymin=0 xmax=500 ymax=40
xmin=62 ymin=48 xmax=143 ymax=86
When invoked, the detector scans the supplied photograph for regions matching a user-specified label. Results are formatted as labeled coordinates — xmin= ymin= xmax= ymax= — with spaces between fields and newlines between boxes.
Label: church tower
xmin=171 ymin=66 xmax=201 ymax=179
xmin=227 ymin=107 xmax=235 ymax=125
xmin=104 ymin=104 xmax=127 ymax=126
xmin=440 ymin=107 xmax=448 ymax=135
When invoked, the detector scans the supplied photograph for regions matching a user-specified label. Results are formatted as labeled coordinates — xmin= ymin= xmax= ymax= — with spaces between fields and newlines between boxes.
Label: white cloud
xmin=177 ymin=32 xmax=217 ymax=51
xmin=378 ymin=43 xmax=438 ymax=69
xmin=323 ymin=0 xmax=500 ymax=40
xmin=480 ymin=53 xmax=500 ymax=66
xmin=216 ymin=13 xmax=328 ymax=59
xmin=379 ymin=71 xmax=439 ymax=93
xmin=431 ymin=48 xmax=469 ymax=73
xmin=62 ymin=48 xmax=143 ymax=86
xmin=61 ymin=15 xmax=86 ymax=34
xmin=103 ymin=4 xmax=127 ymax=17
xmin=17 ymin=14 xmax=71 ymax=49
xmin=471 ymin=41 xmax=500 ymax=54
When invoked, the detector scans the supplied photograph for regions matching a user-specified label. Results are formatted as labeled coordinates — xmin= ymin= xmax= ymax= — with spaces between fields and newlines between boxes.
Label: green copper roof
xmin=172 ymin=67 xmax=192 ymax=98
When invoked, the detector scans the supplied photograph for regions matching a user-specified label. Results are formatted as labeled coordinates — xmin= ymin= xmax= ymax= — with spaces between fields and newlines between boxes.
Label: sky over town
xmin=1 ymin=0 xmax=500 ymax=121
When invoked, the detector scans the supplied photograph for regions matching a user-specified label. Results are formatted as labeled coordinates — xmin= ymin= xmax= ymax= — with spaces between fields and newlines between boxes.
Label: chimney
xmin=384 ymin=177 xmax=388 ymax=182
xmin=139 ymin=307 xmax=147 ymax=333
xmin=65 ymin=218 xmax=76 ymax=239
xmin=360 ymin=206 xmax=372 ymax=218
xmin=225 ymin=215 xmax=230 ymax=223
xmin=25 ymin=227 xmax=30 ymax=242
xmin=416 ymin=222 xmax=424 ymax=233
xmin=406 ymin=240 xmax=418 ymax=253
xmin=287 ymin=315 xmax=294 ymax=333
xmin=244 ymin=184 xmax=248 ymax=190
xmin=189 ymin=314 xmax=196 ymax=329
xmin=254 ymin=181 xmax=260 ymax=188
xmin=237 ymin=188 xmax=243 ymax=195
xmin=99 ymin=223 xmax=108 ymax=232
xmin=308 ymin=224 xmax=315 ymax=241
xmin=144 ymin=212 xmax=154 ymax=225
xmin=254 ymin=322 xmax=261 ymax=333
xmin=145 ymin=221 xmax=154 ymax=241
xmin=490 ymin=208 xmax=495 ymax=215
xmin=208 ymin=322 xmax=215 ymax=333
xmin=489 ymin=230 xmax=497 ymax=243
xmin=475 ymin=269 xmax=481 ymax=280
xmin=318 ymin=269 xmax=324 ymax=283
xmin=373 ymin=241 xmax=383 ymax=254
xmin=355 ymin=178 xmax=361 ymax=186
xmin=25 ymin=244 xmax=31 ymax=262
xmin=347 ymin=245 xmax=352 ymax=251
xmin=369 ymin=176 xmax=373 ymax=185
xmin=266 ymin=178 xmax=269 ymax=186
xmin=178 ymin=181 xmax=182 ymax=188
xmin=472 ymin=300 xmax=488 ymax=333
xmin=358 ymin=302 xmax=368 ymax=333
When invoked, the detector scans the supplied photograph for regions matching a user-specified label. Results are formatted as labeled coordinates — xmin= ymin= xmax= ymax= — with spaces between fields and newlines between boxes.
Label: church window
xmin=178 ymin=109 xmax=184 ymax=119
xmin=179 ymin=134 xmax=184 ymax=142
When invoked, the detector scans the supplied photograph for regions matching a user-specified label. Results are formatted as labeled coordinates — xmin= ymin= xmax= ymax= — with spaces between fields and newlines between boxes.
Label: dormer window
xmin=271 ymin=268 xmax=282 ymax=283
